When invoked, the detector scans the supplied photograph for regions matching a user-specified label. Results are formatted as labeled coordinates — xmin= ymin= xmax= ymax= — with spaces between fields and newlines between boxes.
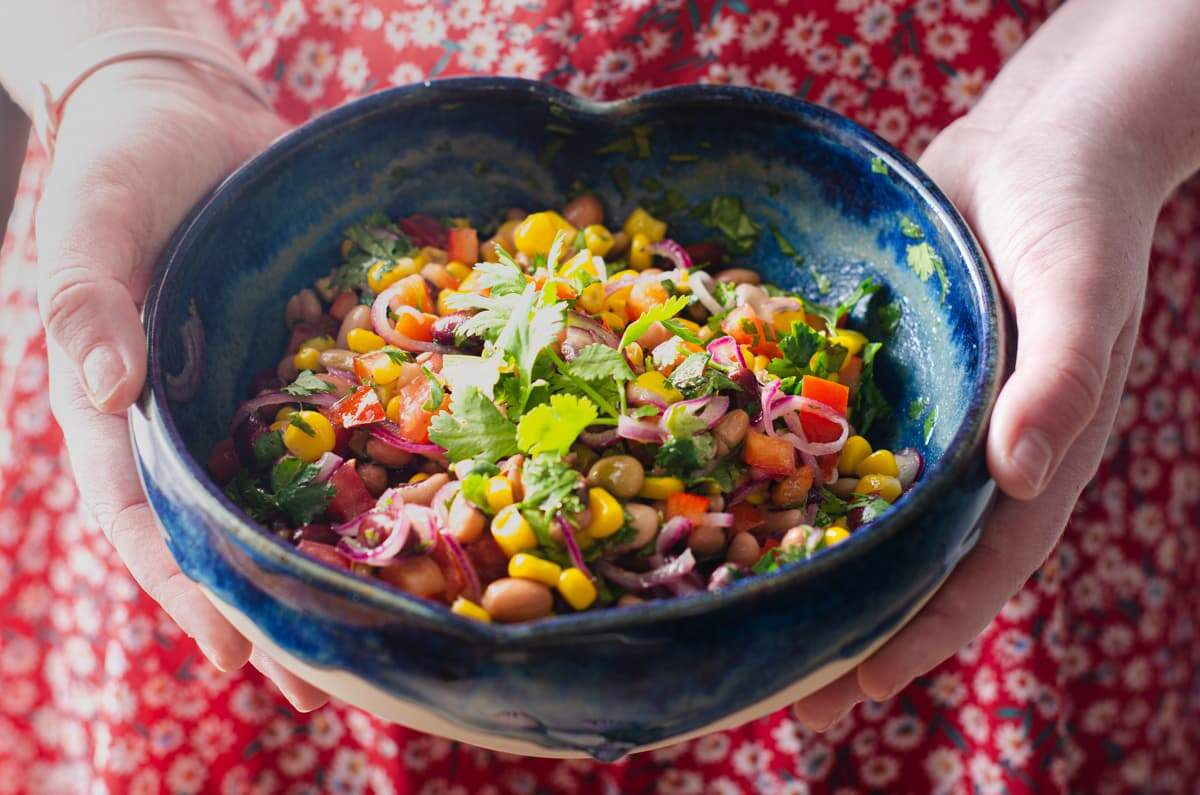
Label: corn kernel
xmin=368 ymin=258 xmax=418 ymax=292
xmin=386 ymin=395 xmax=402 ymax=423
xmin=450 ymin=597 xmax=491 ymax=623
xmin=855 ymin=474 xmax=902 ymax=503
xmin=492 ymin=505 xmax=537 ymax=557
xmin=514 ymin=212 xmax=576 ymax=257
xmin=753 ymin=354 xmax=770 ymax=372
xmin=281 ymin=410 xmax=336 ymax=463
xmin=585 ymin=488 xmax=625 ymax=538
xmin=634 ymin=371 xmax=683 ymax=403
xmin=823 ymin=526 xmax=851 ymax=546
xmin=833 ymin=329 xmax=868 ymax=357
xmin=839 ymin=435 xmax=872 ymax=476
xmin=856 ymin=449 xmax=899 ymax=478
xmin=274 ymin=406 xmax=298 ymax=423
xmin=347 ymin=328 xmax=385 ymax=353
xmin=369 ymin=356 xmax=402 ymax=385
xmin=623 ymin=208 xmax=667 ymax=243
xmin=559 ymin=250 xmax=599 ymax=280
xmin=374 ymin=380 xmax=395 ymax=407
xmin=436 ymin=289 xmax=459 ymax=316
xmin=409 ymin=472 xmax=430 ymax=484
xmin=624 ymin=343 xmax=644 ymax=371
xmin=508 ymin=553 xmax=562 ymax=587
xmin=578 ymin=282 xmax=606 ymax=315
xmin=557 ymin=567 xmax=597 ymax=611
xmin=583 ymin=224 xmax=614 ymax=256
xmin=639 ymin=476 xmax=685 ymax=500
xmin=605 ymin=289 xmax=629 ymax=317
xmin=485 ymin=476 xmax=514 ymax=512
xmin=772 ymin=310 xmax=809 ymax=335
xmin=597 ymin=312 xmax=624 ymax=333
xmin=628 ymin=232 xmax=652 ymax=270
xmin=300 ymin=335 xmax=336 ymax=352
xmin=446 ymin=261 xmax=472 ymax=282
xmin=293 ymin=346 xmax=321 ymax=371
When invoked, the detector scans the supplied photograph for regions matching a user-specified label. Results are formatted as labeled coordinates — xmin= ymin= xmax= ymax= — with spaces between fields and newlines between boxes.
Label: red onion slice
xmin=654 ymin=516 xmax=694 ymax=561
xmin=312 ymin=452 xmax=344 ymax=484
xmin=688 ymin=271 xmax=724 ymax=316
xmin=648 ymin=239 xmax=693 ymax=271
xmin=728 ymin=477 xmax=769 ymax=506
xmin=555 ymin=513 xmax=592 ymax=579
xmin=432 ymin=480 xmax=462 ymax=526
xmin=895 ymin=448 xmax=924 ymax=489
xmin=372 ymin=282 xmax=455 ymax=354
xmin=336 ymin=505 xmax=412 ymax=565
xmin=780 ymin=402 xmax=850 ymax=456
xmin=756 ymin=379 xmax=783 ymax=435
xmin=595 ymin=549 xmax=696 ymax=591
xmin=706 ymin=335 xmax=748 ymax=369
xmin=403 ymin=504 xmax=440 ymax=551
xmin=230 ymin=390 xmax=337 ymax=433
xmin=708 ymin=563 xmax=742 ymax=591
xmin=626 ymin=381 xmax=669 ymax=409
xmin=579 ymin=428 xmax=620 ymax=449
xmin=440 ymin=532 xmax=481 ymax=603
xmin=661 ymin=395 xmax=730 ymax=436
xmin=617 ymin=415 xmax=668 ymax=444
xmin=368 ymin=421 xmax=446 ymax=459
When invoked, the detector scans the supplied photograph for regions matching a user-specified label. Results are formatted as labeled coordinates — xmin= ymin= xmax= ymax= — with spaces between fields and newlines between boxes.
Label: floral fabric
xmin=1 ymin=0 xmax=1198 ymax=793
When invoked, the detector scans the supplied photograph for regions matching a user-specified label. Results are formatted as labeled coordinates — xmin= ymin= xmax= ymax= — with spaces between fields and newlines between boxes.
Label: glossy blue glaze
xmin=130 ymin=78 xmax=1003 ymax=761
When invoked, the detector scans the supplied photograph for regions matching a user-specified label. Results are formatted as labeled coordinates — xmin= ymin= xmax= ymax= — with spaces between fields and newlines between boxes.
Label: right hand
xmin=38 ymin=59 xmax=328 ymax=711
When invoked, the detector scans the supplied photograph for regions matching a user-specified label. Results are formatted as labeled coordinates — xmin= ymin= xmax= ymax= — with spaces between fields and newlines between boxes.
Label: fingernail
xmin=198 ymin=642 xmax=233 ymax=672
xmin=82 ymin=344 xmax=126 ymax=407
xmin=1011 ymin=430 xmax=1053 ymax=492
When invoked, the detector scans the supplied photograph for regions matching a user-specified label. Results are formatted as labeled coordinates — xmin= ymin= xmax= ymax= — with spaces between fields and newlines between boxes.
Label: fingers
xmin=47 ymin=343 xmax=252 ymax=671
xmin=856 ymin=324 xmax=1135 ymax=700
xmin=36 ymin=169 xmax=150 ymax=413
xmin=250 ymin=650 xmax=329 ymax=713
xmin=790 ymin=671 xmax=863 ymax=732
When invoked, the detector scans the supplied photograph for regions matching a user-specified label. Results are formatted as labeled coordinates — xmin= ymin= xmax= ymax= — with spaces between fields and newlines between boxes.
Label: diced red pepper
xmin=742 ymin=430 xmax=797 ymax=477
xmin=447 ymin=227 xmax=479 ymax=265
xmin=326 ymin=461 xmax=376 ymax=523
xmin=729 ymin=502 xmax=765 ymax=534
xmin=665 ymin=492 xmax=710 ymax=525
xmin=721 ymin=305 xmax=781 ymax=358
xmin=297 ymin=540 xmax=351 ymax=569
xmin=800 ymin=375 xmax=849 ymax=415
xmin=329 ymin=385 xmax=386 ymax=429
xmin=799 ymin=410 xmax=845 ymax=444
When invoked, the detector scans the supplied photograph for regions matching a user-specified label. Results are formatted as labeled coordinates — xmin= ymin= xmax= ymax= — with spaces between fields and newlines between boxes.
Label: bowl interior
xmin=150 ymin=78 xmax=991 ymax=592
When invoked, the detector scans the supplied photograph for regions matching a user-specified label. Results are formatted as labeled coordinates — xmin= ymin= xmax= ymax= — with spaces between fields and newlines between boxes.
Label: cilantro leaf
xmin=288 ymin=413 xmax=316 ymax=437
xmin=667 ymin=353 xmax=742 ymax=399
xmin=224 ymin=471 xmax=275 ymax=522
xmin=473 ymin=259 xmax=527 ymax=296
xmin=520 ymin=454 xmax=584 ymax=518
xmin=565 ymin=344 xmax=634 ymax=383
xmin=924 ymin=404 xmax=938 ymax=444
xmin=851 ymin=341 xmax=889 ymax=435
xmin=687 ymin=459 xmax=739 ymax=493
xmin=427 ymin=386 xmax=519 ymax=463
xmin=691 ymin=196 xmax=761 ymax=256
xmin=813 ymin=489 xmax=849 ymax=527
xmin=810 ymin=266 xmax=831 ymax=295
xmin=874 ymin=300 xmax=902 ymax=336
xmin=420 ymin=367 xmax=444 ymax=412
xmin=770 ymin=224 xmax=797 ymax=257
xmin=660 ymin=318 xmax=703 ymax=345
xmin=906 ymin=242 xmax=949 ymax=301
xmin=381 ymin=346 xmax=412 ymax=365
xmin=778 ymin=323 xmax=824 ymax=370
xmin=871 ymin=157 xmax=889 ymax=175
xmin=848 ymin=494 xmax=892 ymax=524
xmin=908 ymin=397 xmax=930 ymax=421
xmin=618 ymin=293 xmax=690 ymax=350
xmin=751 ymin=545 xmax=807 ymax=574
xmin=460 ymin=472 xmax=492 ymax=512
xmin=251 ymin=430 xmax=285 ymax=470
xmin=900 ymin=217 xmax=923 ymax=239
xmin=516 ymin=394 xmax=599 ymax=456
xmin=283 ymin=370 xmax=335 ymax=397
xmin=803 ymin=278 xmax=881 ymax=331
xmin=446 ymin=291 xmax=518 ymax=340
xmin=654 ymin=434 xmax=716 ymax=475
xmin=497 ymin=284 xmax=566 ymax=414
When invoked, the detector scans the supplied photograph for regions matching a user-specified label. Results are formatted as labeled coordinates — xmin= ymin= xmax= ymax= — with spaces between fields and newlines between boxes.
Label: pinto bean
xmin=482 ymin=578 xmax=553 ymax=623
xmin=688 ymin=523 xmax=727 ymax=557
xmin=365 ymin=438 xmax=413 ymax=468
xmin=336 ymin=305 xmax=372 ymax=348
xmin=726 ymin=532 xmax=761 ymax=568
xmin=388 ymin=472 xmax=450 ymax=505
xmin=318 ymin=348 xmax=356 ymax=372
xmin=563 ymin=194 xmax=604 ymax=228
xmin=613 ymin=503 xmax=659 ymax=553
xmin=715 ymin=268 xmax=761 ymax=285
xmin=781 ymin=525 xmax=814 ymax=550
xmin=285 ymin=288 xmax=322 ymax=328
xmin=762 ymin=509 xmax=805 ymax=534
xmin=636 ymin=321 xmax=672 ymax=352
xmin=357 ymin=462 xmax=388 ymax=497
xmin=379 ymin=556 xmax=446 ymax=598
xmin=586 ymin=455 xmax=645 ymax=500
xmin=448 ymin=494 xmax=485 ymax=543
xmin=713 ymin=409 xmax=750 ymax=449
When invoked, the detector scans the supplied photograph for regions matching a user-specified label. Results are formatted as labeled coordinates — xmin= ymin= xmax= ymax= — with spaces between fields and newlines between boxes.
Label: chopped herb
xmin=520 ymin=454 xmax=584 ymax=519
xmin=428 ymin=386 xmax=519 ymax=463
xmin=227 ymin=456 xmax=335 ymax=526
xmin=871 ymin=156 xmax=889 ymax=174
xmin=283 ymin=370 xmax=335 ymax=397
xmin=804 ymin=278 xmax=881 ymax=331
xmin=654 ymin=434 xmax=716 ymax=475
xmin=380 ymin=346 xmax=412 ymax=365
xmin=810 ymin=266 xmax=831 ymax=295
xmin=908 ymin=396 xmax=930 ymax=421
xmin=661 ymin=318 xmax=703 ymax=345
xmin=751 ymin=545 xmax=806 ymax=574
xmin=924 ymin=404 xmax=938 ymax=444
xmin=875 ymin=300 xmax=902 ymax=336
xmin=906 ymin=242 xmax=949 ymax=301
xmin=460 ymin=472 xmax=492 ymax=512
xmin=618 ymin=294 xmax=690 ymax=350
xmin=440 ymin=354 xmax=503 ymax=400
xmin=770 ymin=225 xmax=797 ymax=257
xmin=900 ymin=217 xmax=924 ymax=239
xmin=687 ymin=459 xmax=739 ymax=493
xmin=516 ymin=394 xmax=599 ymax=456
xmin=251 ymin=430 xmax=285 ymax=470
xmin=848 ymin=494 xmax=892 ymax=523
xmin=691 ymin=196 xmax=761 ymax=257
xmin=813 ymin=489 xmax=850 ymax=527
xmin=289 ymin=413 xmax=316 ymax=437
xmin=565 ymin=344 xmax=635 ymax=383
xmin=852 ymin=342 xmax=889 ymax=435
xmin=420 ymin=367 xmax=444 ymax=412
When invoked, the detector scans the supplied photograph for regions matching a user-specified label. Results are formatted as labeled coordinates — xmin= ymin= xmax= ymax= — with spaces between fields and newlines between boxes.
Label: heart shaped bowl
xmin=130 ymin=77 xmax=1003 ymax=761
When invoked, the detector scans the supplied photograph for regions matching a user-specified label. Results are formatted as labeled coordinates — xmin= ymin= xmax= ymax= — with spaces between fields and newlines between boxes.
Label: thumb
xmin=37 ymin=177 xmax=149 ymax=413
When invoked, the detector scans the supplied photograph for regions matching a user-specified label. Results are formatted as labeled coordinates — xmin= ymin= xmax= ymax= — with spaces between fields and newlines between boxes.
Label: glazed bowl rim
xmin=136 ymin=76 xmax=1004 ymax=644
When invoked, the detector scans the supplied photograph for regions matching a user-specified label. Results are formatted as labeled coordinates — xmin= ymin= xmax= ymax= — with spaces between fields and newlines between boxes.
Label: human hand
xmin=39 ymin=60 xmax=328 ymax=711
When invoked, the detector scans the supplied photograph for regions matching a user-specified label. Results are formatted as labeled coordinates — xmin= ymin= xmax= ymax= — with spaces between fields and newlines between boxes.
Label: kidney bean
xmin=431 ymin=313 xmax=482 ymax=353
xmin=388 ymin=472 xmax=450 ymax=506
xmin=715 ymin=268 xmax=761 ymax=285
xmin=206 ymin=439 xmax=240 ymax=485
xmin=357 ymin=462 xmax=388 ymax=497
xmin=318 ymin=348 xmax=356 ymax=372
xmin=329 ymin=291 xmax=359 ymax=321
xmin=448 ymin=495 xmax=485 ymax=543
xmin=726 ymin=532 xmax=761 ymax=568
xmin=293 ymin=524 xmax=339 ymax=545
xmin=336 ymin=305 xmax=373 ymax=348
xmin=713 ymin=409 xmax=750 ymax=449
xmin=563 ymin=194 xmax=603 ymax=228
xmin=285 ymin=288 xmax=322 ymax=328
xmin=296 ymin=540 xmax=350 ymax=569
xmin=379 ymin=556 xmax=446 ymax=598
xmin=688 ymin=523 xmax=726 ymax=557
xmin=482 ymin=578 xmax=553 ymax=623
xmin=365 ymin=437 xmax=413 ymax=468
xmin=612 ymin=503 xmax=659 ymax=553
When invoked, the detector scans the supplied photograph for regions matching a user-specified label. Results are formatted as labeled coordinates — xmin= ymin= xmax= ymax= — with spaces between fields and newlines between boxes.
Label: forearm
xmin=969 ymin=0 xmax=1200 ymax=195
xmin=0 ymin=0 xmax=237 ymax=115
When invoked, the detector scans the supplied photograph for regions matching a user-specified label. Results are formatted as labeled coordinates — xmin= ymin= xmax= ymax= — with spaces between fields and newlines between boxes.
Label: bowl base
xmin=200 ymin=582 xmax=940 ymax=758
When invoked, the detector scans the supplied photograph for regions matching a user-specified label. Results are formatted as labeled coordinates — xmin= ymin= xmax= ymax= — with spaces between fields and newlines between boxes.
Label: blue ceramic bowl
xmin=131 ymin=78 xmax=1003 ymax=760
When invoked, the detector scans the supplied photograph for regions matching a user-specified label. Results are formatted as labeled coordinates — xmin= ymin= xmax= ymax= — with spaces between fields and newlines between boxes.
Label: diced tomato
xmin=447 ymin=227 xmax=479 ymax=265
xmin=838 ymin=356 xmax=863 ymax=394
xmin=721 ymin=305 xmax=781 ymax=358
xmin=742 ymin=430 xmax=797 ymax=477
xmin=428 ymin=539 xmax=465 ymax=603
xmin=666 ymin=492 xmax=710 ymax=524
xmin=628 ymin=280 xmax=669 ymax=320
xmin=390 ymin=273 xmax=434 ymax=313
xmin=297 ymin=540 xmax=351 ymax=569
xmin=398 ymin=214 xmax=449 ymax=249
xmin=818 ymin=453 xmax=840 ymax=484
xmin=206 ymin=438 xmax=240 ymax=485
xmin=330 ymin=385 xmax=386 ymax=429
xmin=394 ymin=308 xmax=437 ymax=341
xmin=393 ymin=375 xmax=447 ymax=443
xmin=800 ymin=375 xmax=849 ymax=415
xmin=729 ymin=502 xmax=765 ymax=534
xmin=326 ymin=461 xmax=376 ymax=523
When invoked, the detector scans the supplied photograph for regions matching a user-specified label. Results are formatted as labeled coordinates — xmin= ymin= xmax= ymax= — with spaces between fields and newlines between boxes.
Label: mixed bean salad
xmin=209 ymin=196 xmax=923 ymax=623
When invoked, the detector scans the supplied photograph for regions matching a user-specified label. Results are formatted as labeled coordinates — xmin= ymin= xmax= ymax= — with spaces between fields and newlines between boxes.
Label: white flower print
xmin=338 ymin=47 xmax=371 ymax=92
xmin=731 ymin=740 xmax=772 ymax=777
xmin=1034 ymin=684 xmax=1061 ymax=719
xmin=409 ymin=6 xmax=448 ymax=48
xmin=272 ymin=0 xmax=309 ymax=38
xmin=286 ymin=66 xmax=327 ymax=103
xmin=994 ymin=722 xmax=1032 ymax=767
xmin=447 ymin=0 xmax=485 ymax=30
xmin=388 ymin=62 xmax=424 ymax=86
xmin=836 ymin=43 xmax=872 ymax=79
xmin=315 ymin=0 xmax=360 ymax=31
xmin=772 ymin=783 xmax=810 ymax=795
xmin=695 ymin=14 xmax=738 ymax=57
xmin=950 ymin=0 xmax=990 ymax=21
xmin=755 ymin=65 xmax=796 ymax=95
xmin=620 ymin=0 xmax=653 ymax=9
xmin=816 ymin=78 xmax=866 ymax=115
xmin=701 ymin=63 xmax=751 ymax=87
xmin=277 ymin=743 xmax=318 ymax=778
xmin=860 ymin=755 xmax=900 ymax=787
xmin=851 ymin=726 xmax=879 ymax=759
xmin=245 ymin=36 xmax=278 ymax=73
xmin=740 ymin=11 xmax=780 ymax=53
xmin=881 ymin=715 xmax=923 ymax=751
xmin=1004 ymin=669 xmax=1038 ymax=702
xmin=855 ymin=2 xmax=896 ymax=44
xmin=972 ymin=667 xmax=998 ymax=703
xmin=692 ymin=732 xmax=731 ymax=764
xmin=360 ymin=5 xmax=383 ymax=30
xmin=565 ymin=71 xmax=606 ymax=101
xmin=99 ymin=681 xmax=136 ymax=722
xmin=307 ymin=709 xmax=345 ymax=749
xmin=545 ymin=12 xmax=576 ymax=47
xmin=769 ymin=718 xmax=802 ymax=755
xmin=1061 ymin=644 xmax=1092 ymax=679
xmin=1100 ymin=624 xmax=1135 ymax=657
xmin=782 ymin=13 xmax=827 ymax=56
xmin=498 ymin=49 xmax=546 ymax=79
xmin=329 ymin=748 xmax=371 ymax=793
xmin=836 ymin=0 xmax=868 ymax=12
xmin=874 ymin=106 xmax=908 ymax=144
xmin=1082 ymin=699 xmax=1119 ymax=734
xmin=166 ymin=755 xmax=207 ymax=795
xmin=926 ymin=23 xmax=971 ymax=60
xmin=704 ymin=778 xmax=743 ymax=795
xmin=583 ymin=6 xmax=622 ymax=35
xmin=1000 ymin=588 xmax=1039 ymax=622
xmin=915 ymin=0 xmax=946 ymax=24
xmin=990 ymin=16 xmax=1026 ymax=59
xmin=1122 ymin=656 xmax=1152 ymax=691
xmin=887 ymin=55 xmax=924 ymax=94
xmin=191 ymin=716 xmax=235 ymax=763
xmin=968 ymin=751 xmax=1005 ymax=795
xmin=638 ymin=27 xmax=671 ymax=61
xmin=593 ymin=49 xmax=637 ymax=84
xmin=924 ymin=747 xmax=964 ymax=793
xmin=805 ymin=44 xmax=838 ymax=74
xmin=508 ymin=23 xmax=534 ymax=46
xmin=384 ymin=11 xmax=410 ymax=50
xmin=656 ymin=769 xmax=702 ymax=795
xmin=458 ymin=27 xmax=502 ymax=72
xmin=994 ymin=628 xmax=1034 ymax=663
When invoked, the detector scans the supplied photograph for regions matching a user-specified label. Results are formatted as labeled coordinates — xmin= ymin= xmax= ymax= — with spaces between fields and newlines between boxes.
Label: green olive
xmin=586 ymin=454 xmax=645 ymax=500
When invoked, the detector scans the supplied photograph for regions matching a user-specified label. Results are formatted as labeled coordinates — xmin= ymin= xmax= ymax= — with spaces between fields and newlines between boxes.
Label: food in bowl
xmin=208 ymin=198 xmax=923 ymax=623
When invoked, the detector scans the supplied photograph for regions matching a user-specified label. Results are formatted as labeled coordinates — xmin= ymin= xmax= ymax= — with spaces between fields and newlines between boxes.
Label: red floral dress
xmin=1 ymin=1 xmax=1198 ymax=793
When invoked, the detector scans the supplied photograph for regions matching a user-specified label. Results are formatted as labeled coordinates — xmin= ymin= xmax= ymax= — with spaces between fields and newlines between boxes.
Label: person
xmin=0 ymin=0 xmax=1196 ymax=791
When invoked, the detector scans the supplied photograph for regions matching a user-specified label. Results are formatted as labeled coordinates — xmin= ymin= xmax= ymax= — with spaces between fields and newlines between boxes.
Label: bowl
xmin=130 ymin=77 xmax=1003 ymax=761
